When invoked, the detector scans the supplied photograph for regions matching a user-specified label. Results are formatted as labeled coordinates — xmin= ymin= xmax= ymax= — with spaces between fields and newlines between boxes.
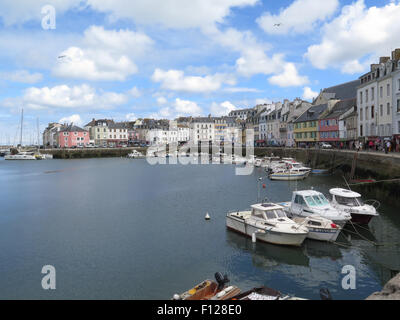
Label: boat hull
xmin=350 ymin=213 xmax=375 ymax=225
xmin=226 ymin=216 xmax=307 ymax=247
xmin=306 ymin=227 xmax=340 ymax=242
xmin=269 ymin=172 xmax=308 ymax=181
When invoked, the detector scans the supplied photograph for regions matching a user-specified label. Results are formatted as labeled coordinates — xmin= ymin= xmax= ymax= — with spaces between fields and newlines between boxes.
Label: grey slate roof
xmin=321 ymin=80 xmax=360 ymax=100
xmin=321 ymin=98 xmax=356 ymax=120
xmin=59 ymin=125 xmax=88 ymax=132
xmin=294 ymin=104 xmax=328 ymax=123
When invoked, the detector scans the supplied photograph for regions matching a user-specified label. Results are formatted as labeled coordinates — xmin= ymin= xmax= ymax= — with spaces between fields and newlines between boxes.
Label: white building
xmin=191 ymin=117 xmax=215 ymax=144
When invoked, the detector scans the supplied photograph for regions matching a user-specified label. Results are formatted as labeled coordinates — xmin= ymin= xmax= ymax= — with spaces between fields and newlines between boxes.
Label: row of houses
xmin=43 ymin=48 xmax=400 ymax=149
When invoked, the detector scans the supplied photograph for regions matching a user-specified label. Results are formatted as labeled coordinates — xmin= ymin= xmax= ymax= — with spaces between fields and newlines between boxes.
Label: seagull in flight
xmin=274 ymin=23 xmax=282 ymax=27
xmin=58 ymin=55 xmax=67 ymax=59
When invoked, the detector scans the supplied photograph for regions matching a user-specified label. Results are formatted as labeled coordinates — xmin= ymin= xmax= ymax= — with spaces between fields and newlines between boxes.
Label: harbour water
xmin=0 ymin=157 xmax=399 ymax=299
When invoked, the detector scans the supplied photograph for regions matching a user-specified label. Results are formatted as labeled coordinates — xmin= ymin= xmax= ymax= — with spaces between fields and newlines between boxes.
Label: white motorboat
xmin=329 ymin=188 xmax=379 ymax=225
xmin=226 ymin=202 xmax=309 ymax=246
xmin=281 ymin=190 xmax=352 ymax=227
xmin=290 ymin=215 xmax=341 ymax=242
xmin=268 ymin=168 xmax=309 ymax=181
xmin=285 ymin=161 xmax=312 ymax=174
xmin=5 ymin=152 xmax=37 ymax=160
xmin=127 ymin=150 xmax=145 ymax=158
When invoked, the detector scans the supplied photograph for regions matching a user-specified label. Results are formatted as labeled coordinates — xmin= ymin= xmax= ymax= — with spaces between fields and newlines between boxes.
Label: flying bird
xmin=274 ymin=23 xmax=282 ymax=27
xmin=58 ymin=55 xmax=66 ymax=59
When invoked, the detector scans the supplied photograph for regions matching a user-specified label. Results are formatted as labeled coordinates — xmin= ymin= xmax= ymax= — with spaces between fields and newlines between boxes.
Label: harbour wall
xmin=254 ymin=147 xmax=400 ymax=202
xmin=43 ymin=147 xmax=147 ymax=159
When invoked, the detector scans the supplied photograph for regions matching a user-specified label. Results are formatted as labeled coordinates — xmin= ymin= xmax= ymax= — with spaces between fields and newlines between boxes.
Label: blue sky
xmin=0 ymin=0 xmax=399 ymax=144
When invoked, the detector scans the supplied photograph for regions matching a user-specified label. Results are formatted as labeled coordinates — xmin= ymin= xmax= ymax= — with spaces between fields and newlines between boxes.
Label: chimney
xmin=328 ymin=99 xmax=339 ymax=112
xmin=392 ymin=49 xmax=400 ymax=61
xmin=379 ymin=57 xmax=390 ymax=64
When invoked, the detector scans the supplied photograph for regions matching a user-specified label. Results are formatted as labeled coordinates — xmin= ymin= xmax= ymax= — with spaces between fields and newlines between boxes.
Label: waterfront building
xmin=191 ymin=116 xmax=215 ymax=145
xmin=319 ymin=99 xmax=355 ymax=147
xmin=107 ymin=122 xmax=129 ymax=147
xmin=258 ymin=109 xmax=268 ymax=146
xmin=279 ymin=100 xmax=290 ymax=146
xmin=228 ymin=108 xmax=256 ymax=120
xmin=339 ymin=105 xmax=358 ymax=148
xmin=391 ymin=50 xmax=400 ymax=147
xmin=84 ymin=119 xmax=114 ymax=147
xmin=286 ymin=100 xmax=312 ymax=147
xmin=57 ymin=124 xmax=89 ymax=148
xmin=294 ymin=104 xmax=327 ymax=147
xmin=43 ymin=123 xmax=63 ymax=148
xmin=177 ymin=124 xmax=190 ymax=144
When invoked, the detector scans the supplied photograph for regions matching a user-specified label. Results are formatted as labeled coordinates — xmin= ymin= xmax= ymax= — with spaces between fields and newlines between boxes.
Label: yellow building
xmin=293 ymin=104 xmax=327 ymax=147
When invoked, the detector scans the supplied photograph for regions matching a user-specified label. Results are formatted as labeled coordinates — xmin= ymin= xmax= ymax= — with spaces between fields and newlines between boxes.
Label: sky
xmin=0 ymin=0 xmax=400 ymax=144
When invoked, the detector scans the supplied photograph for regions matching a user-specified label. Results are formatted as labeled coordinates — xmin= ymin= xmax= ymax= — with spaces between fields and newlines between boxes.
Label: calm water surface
xmin=0 ymin=157 xmax=399 ymax=299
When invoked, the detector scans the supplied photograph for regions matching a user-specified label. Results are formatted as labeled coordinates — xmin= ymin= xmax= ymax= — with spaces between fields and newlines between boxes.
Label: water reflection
xmin=226 ymin=230 xmax=310 ymax=268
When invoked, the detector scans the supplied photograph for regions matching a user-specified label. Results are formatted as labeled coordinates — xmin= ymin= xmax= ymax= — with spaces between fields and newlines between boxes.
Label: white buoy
xmin=205 ymin=213 xmax=210 ymax=220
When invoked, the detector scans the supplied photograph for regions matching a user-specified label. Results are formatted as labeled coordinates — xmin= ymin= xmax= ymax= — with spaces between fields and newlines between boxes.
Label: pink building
xmin=58 ymin=125 xmax=90 ymax=148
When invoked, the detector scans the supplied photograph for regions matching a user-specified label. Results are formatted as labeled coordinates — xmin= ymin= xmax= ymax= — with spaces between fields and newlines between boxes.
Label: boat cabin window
xmin=335 ymin=196 xmax=363 ymax=206
xmin=252 ymin=209 xmax=265 ymax=219
xmin=294 ymin=195 xmax=305 ymax=205
xmin=305 ymin=194 xmax=329 ymax=206
xmin=274 ymin=209 xmax=286 ymax=218
xmin=308 ymin=220 xmax=322 ymax=226
xmin=265 ymin=211 xmax=277 ymax=220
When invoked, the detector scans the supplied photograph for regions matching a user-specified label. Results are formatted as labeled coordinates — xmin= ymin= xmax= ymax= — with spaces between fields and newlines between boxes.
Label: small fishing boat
xmin=281 ymin=190 xmax=352 ymax=227
xmin=329 ymin=188 xmax=379 ymax=225
xmin=5 ymin=151 xmax=37 ymax=160
xmin=290 ymin=215 xmax=341 ymax=242
xmin=172 ymin=273 xmax=240 ymax=300
xmin=269 ymin=168 xmax=309 ymax=181
xmin=231 ymin=286 xmax=306 ymax=300
xmin=127 ymin=150 xmax=145 ymax=158
xmin=226 ymin=202 xmax=309 ymax=246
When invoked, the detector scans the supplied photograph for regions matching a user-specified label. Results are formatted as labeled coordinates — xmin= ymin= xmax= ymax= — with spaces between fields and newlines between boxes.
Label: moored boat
xmin=268 ymin=168 xmax=309 ymax=181
xmin=231 ymin=286 xmax=306 ymax=300
xmin=281 ymin=190 xmax=352 ymax=227
xmin=226 ymin=202 xmax=309 ymax=246
xmin=5 ymin=151 xmax=37 ymax=160
xmin=329 ymin=188 xmax=379 ymax=225
xmin=291 ymin=215 xmax=341 ymax=242
xmin=172 ymin=273 xmax=240 ymax=300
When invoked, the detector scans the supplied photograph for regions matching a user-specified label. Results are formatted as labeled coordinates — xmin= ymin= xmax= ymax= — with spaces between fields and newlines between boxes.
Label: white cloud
xmin=173 ymin=98 xmax=202 ymax=116
xmin=149 ymin=98 xmax=203 ymax=119
xmin=87 ymin=0 xmax=258 ymax=30
xmin=223 ymin=87 xmax=261 ymax=93
xmin=2 ymin=84 xmax=127 ymax=110
xmin=0 ymin=70 xmax=43 ymax=84
xmin=268 ymin=63 xmax=309 ymax=87
xmin=207 ymin=27 xmax=309 ymax=86
xmin=151 ymin=68 xmax=235 ymax=93
xmin=210 ymin=101 xmax=236 ymax=116
xmin=53 ymin=26 xmax=153 ymax=81
xmin=302 ymin=87 xmax=318 ymax=101
xmin=59 ymin=114 xmax=83 ymax=126
xmin=305 ymin=0 xmax=400 ymax=73
xmin=157 ymin=97 xmax=167 ymax=105
xmin=128 ymin=86 xmax=141 ymax=98
xmin=125 ymin=113 xmax=136 ymax=121
xmin=257 ymin=0 xmax=339 ymax=35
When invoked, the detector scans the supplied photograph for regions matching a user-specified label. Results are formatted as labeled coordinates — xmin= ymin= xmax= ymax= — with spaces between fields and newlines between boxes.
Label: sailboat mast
xmin=37 ymin=117 xmax=40 ymax=150
xmin=20 ymin=108 xmax=24 ymax=147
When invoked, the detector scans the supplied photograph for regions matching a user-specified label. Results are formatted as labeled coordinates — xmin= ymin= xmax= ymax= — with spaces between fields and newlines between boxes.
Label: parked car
xmin=320 ymin=142 xmax=332 ymax=149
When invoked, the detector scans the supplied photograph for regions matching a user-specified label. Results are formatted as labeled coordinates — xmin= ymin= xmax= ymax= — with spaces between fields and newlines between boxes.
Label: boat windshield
xmin=335 ymin=196 xmax=363 ymax=206
xmin=274 ymin=209 xmax=286 ymax=218
xmin=265 ymin=211 xmax=277 ymax=220
xmin=305 ymin=194 xmax=329 ymax=206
